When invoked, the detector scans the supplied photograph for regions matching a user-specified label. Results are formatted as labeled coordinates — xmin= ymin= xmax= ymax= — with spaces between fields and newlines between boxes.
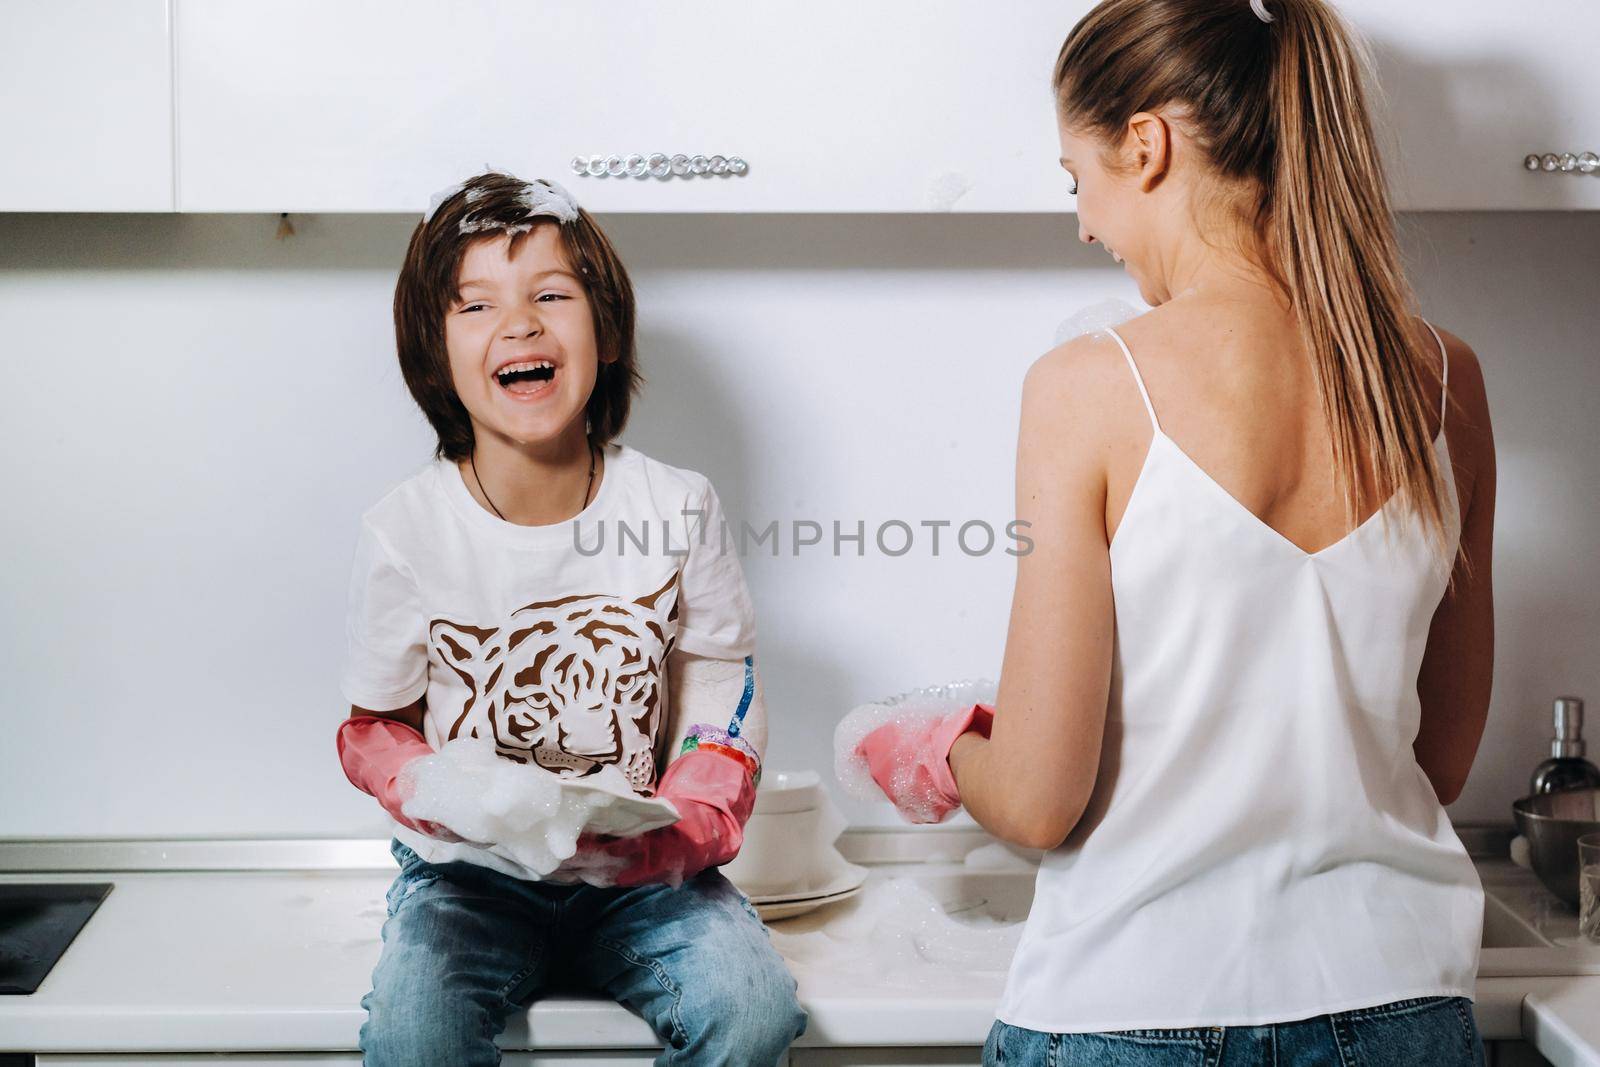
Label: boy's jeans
xmin=361 ymin=838 xmax=807 ymax=1066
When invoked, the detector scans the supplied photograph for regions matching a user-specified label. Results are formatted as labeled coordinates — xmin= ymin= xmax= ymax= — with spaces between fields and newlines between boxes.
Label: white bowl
xmin=725 ymin=772 xmax=848 ymax=897
xmin=753 ymin=769 xmax=823 ymax=815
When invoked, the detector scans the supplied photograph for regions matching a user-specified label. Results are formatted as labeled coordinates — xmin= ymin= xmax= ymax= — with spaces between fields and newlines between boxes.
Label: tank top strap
xmin=1421 ymin=319 xmax=1449 ymax=431
xmin=1105 ymin=321 xmax=1447 ymax=436
xmin=1104 ymin=326 xmax=1161 ymax=433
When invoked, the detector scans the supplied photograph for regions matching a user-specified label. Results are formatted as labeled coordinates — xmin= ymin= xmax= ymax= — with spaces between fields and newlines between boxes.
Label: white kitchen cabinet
xmin=15 ymin=1049 xmax=1568 ymax=1067
xmin=1486 ymin=1040 xmax=1555 ymax=1066
xmin=35 ymin=1054 xmax=679 ymax=1065
xmin=1339 ymin=0 xmax=1600 ymax=210
xmin=0 ymin=0 xmax=174 ymax=211
xmin=172 ymin=0 xmax=1599 ymax=214
xmin=789 ymin=1050 xmax=980 ymax=1066
xmin=788 ymin=1044 xmax=1555 ymax=1066
xmin=19 ymin=1047 xmax=1565 ymax=1067
xmin=0 ymin=1 xmax=1591 ymax=214
xmin=173 ymin=0 xmax=1075 ymax=214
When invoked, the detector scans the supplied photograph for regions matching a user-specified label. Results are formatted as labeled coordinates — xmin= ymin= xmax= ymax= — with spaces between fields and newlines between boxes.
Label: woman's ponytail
xmin=1262 ymin=0 xmax=1452 ymax=552
xmin=1054 ymin=0 xmax=1455 ymax=557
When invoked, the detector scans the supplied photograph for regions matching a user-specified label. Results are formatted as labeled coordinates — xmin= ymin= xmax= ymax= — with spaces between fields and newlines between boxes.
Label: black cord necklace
xmin=470 ymin=441 xmax=596 ymax=523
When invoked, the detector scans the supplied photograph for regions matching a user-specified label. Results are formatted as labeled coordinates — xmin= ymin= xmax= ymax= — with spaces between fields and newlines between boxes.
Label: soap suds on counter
xmin=962 ymin=842 xmax=1042 ymax=872
xmin=767 ymin=878 xmax=1023 ymax=988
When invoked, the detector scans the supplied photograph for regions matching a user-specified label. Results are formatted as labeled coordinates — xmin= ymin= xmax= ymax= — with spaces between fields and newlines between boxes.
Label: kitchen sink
xmin=829 ymin=859 xmax=1600 ymax=978
xmin=1483 ymin=890 xmax=1550 ymax=948
xmin=901 ymin=868 xmax=1548 ymax=949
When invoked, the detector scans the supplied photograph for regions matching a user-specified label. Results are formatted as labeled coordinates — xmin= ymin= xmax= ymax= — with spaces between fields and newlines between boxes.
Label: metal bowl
xmin=1511 ymin=788 xmax=1600 ymax=907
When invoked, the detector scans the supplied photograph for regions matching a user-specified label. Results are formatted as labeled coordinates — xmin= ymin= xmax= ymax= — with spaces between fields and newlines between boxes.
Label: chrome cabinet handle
xmin=571 ymin=154 xmax=749 ymax=179
xmin=1525 ymin=151 xmax=1599 ymax=173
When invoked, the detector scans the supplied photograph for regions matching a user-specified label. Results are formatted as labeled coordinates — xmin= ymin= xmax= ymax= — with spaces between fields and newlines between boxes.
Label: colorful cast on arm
xmin=677 ymin=655 xmax=762 ymax=785
xmin=555 ymin=652 xmax=766 ymax=888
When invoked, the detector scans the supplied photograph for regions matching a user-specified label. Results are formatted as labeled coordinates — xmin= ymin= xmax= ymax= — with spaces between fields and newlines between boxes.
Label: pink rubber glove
xmin=855 ymin=702 xmax=995 ymax=824
xmin=557 ymin=748 xmax=757 ymax=889
xmin=335 ymin=715 xmax=464 ymax=843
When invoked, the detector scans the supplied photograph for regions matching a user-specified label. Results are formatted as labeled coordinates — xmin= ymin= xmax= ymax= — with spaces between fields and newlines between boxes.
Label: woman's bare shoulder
xmin=1420 ymin=320 xmax=1489 ymax=433
xmin=1025 ymin=326 xmax=1151 ymax=436
xmin=1418 ymin=320 xmax=1494 ymax=504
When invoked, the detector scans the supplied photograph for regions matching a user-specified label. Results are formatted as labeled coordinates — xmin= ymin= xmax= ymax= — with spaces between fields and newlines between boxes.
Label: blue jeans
xmin=984 ymin=995 xmax=1485 ymax=1066
xmin=360 ymin=839 xmax=807 ymax=1066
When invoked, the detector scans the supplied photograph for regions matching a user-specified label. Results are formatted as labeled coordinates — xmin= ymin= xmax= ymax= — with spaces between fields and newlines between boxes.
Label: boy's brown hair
xmin=393 ymin=172 xmax=639 ymax=462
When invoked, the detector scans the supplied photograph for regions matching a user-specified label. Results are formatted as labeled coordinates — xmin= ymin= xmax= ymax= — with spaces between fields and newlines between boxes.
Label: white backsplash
xmin=0 ymin=210 xmax=1595 ymax=836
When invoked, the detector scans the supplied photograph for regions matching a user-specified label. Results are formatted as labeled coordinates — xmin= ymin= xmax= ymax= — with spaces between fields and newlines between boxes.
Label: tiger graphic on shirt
xmin=427 ymin=570 xmax=680 ymax=793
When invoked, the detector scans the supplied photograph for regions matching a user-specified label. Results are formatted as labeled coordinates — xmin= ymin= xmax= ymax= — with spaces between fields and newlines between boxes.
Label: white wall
xmin=0 ymin=210 xmax=1595 ymax=838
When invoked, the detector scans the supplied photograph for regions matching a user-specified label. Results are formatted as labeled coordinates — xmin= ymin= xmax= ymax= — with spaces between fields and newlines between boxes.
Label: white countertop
xmin=1526 ymin=982 xmax=1600 ymax=1067
xmin=0 ymin=840 xmax=1597 ymax=1060
xmin=0 ymin=862 xmax=1019 ymax=1053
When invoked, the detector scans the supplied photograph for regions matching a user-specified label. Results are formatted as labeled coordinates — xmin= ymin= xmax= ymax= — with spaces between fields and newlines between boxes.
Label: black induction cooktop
xmin=0 ymin=883 xmax=113 ymax=995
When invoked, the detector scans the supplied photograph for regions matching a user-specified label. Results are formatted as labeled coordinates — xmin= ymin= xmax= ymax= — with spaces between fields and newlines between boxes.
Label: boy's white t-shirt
xmin=338 ymin=442 xmax=755 ymax=881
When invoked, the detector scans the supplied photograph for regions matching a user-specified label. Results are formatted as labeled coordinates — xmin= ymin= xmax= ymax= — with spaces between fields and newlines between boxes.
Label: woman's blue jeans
xmin=360 ymin=838 xmax=807 ymax=1066
xmin=984 ymin=995 xmax=1484 ymax=1065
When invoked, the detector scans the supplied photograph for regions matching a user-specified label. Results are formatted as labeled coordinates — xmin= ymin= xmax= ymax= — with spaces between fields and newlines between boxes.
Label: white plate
xmin=746 ymin=857 xmax=870 ymax=905
xmin=755 ymin=883 xmax=868 ymax=922
xmin=560 ymin=778 xmax=681 ymax=838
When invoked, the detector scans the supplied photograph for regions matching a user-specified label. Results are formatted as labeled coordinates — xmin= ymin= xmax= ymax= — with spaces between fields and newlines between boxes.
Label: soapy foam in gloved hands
xmin=543 ymin=840 xmax=634 ymax=888
xmin=766 ymin=877 xmax=1022 ymax=990
xmin=399 ymin=740 xmax=651 ymax=880
xmin=547 ymin=841 xmax=694 ymax=891
xmin=834 ymin=679 xmax=997 ymax=822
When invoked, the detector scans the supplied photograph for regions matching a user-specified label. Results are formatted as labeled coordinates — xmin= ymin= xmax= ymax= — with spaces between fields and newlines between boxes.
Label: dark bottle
xmin=1529 ymin=697 xmax=1600 ymax=795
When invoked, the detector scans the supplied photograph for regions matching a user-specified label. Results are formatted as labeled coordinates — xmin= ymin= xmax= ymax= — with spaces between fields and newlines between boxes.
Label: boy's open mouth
xmin=495 ymin=360 xmax=556 ymax=396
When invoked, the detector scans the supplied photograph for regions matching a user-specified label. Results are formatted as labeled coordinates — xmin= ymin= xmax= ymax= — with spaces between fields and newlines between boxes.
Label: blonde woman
xmin=854 ymin=0 xmax=1494 ymax=1061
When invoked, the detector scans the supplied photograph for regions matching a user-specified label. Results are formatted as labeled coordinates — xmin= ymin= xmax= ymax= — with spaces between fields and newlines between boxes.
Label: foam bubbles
xmin=962 ymin=842 xmax=1042 ymax=872
xmin=1053 ymin=297 xmax=1141 ymax=347
xmin=423 ymin=164 xmax=506 ymax=222
xmin=834 ymin=679 xmax=997 ymax=821
xmin=399 ymin=740 xmax=645 ymax=880
xmin=925 ymin=172 xmax=974 ymax=211
xmin=514 ymin=177 xmax=579 ymax=223
xmin=767 ymin=877 xmax=1022 ymax=989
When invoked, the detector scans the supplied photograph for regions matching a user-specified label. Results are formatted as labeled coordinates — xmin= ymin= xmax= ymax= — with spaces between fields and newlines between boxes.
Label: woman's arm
xmin=1413 ymin=329 xmax=1495 ymax=806
xmin=948 ymin=337 xmax=1119 ymax=850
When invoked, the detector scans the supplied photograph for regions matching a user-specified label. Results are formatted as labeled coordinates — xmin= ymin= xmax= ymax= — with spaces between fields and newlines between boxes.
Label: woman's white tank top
xmin=996 ymin=322 xmax=1483 ymax=1032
